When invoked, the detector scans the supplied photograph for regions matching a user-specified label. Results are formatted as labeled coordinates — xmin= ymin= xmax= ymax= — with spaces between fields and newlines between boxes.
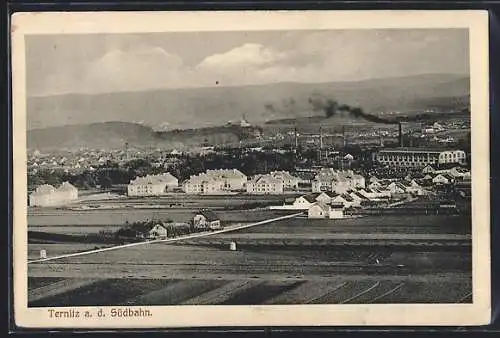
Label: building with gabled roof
xmin=432 ymin=173 xmax=455 ymax=185
xmin=128 ymin=172 xmax=179 ymax=196
xmin=183 ymin=169 xmax=247 ymax=194
xmin=269 ymin=171 xmax=300 ymax=190
xmin=193 ymin=209 xmax=222 ymax=230
xmin=315 ymin=191 xmax=339 ymax=204
xmin=29 ymin=182 xmax=78 ymax=207
xmin=292 ymin=193 xmax=320 ymax=209
xmin=311 ymin=169 xmax=365 ymax=194
xmin=246 ymin=174 xmax=284 ymax=194
xmin=308 ymin=202 xmax=331 ymax=219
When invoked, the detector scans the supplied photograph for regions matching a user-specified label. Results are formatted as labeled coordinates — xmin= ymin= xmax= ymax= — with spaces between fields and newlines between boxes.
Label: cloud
xmin=197 ymin=43 xmax=289 ymax=70
xmin=33 ymin=30 xmax=469 ymax=96
xmin=43 ymin=46 xmax=188 ymax=95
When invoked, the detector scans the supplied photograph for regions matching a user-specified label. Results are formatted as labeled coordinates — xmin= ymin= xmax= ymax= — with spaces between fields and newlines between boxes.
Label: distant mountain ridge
xmin=27 ymin=73 xmax=469 ymax=131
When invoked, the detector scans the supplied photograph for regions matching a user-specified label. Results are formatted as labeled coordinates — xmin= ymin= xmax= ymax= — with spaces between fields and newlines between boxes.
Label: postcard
xmin=11 ymin=10 xmax=490 ymax=328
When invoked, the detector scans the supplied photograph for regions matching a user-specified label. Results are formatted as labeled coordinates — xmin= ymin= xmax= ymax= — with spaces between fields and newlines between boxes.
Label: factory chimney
xmin=398 ymin=123 xmax=403 ymax=147
xmin=342 ymin=126 xmax=346 ymax=148
xmin=294 ymin=127 xmax=298 ymax=152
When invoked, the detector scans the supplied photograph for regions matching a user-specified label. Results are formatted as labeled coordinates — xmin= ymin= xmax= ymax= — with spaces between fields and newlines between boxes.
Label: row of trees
xmin=27 ymin=151 xmax=298 ymax=191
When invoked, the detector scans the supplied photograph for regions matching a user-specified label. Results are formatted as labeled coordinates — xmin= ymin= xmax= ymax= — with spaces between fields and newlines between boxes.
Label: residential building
xmin=293 ymin=193 xmax=320 ymax=210
xmin=193 ymin=210 xmax=222 ymax=230
xmin=141 ymin=223 xmax=169 ymax=240
xmin=122 ymin=222 xmax=177 ymax=240
xmin=367 ymin=181 xmax=383 ymax=190
xmin=246 ymin=174 xmax=284 ymax=194
xmin=329 ymin=203 xmax=345 ymax=219
xmin=386 ymin=182 xmax=407 ymax=194
xmin=183 ymin=169 xmax=247 ymax=194
xmin=205 ymin=169 xmax=247 ymax=190
xmin=311 ymin=169 xmax=365 ymax=194
xmin=308 ymin=202 xmax=345 ymax=219
xmin=348 ymin=190 xmax=368 ymax=206
xmin=315 ymin=191 xmax=338 ymax=204
xmin=358 ymin=187 xmax=391 ymax=200
xmin=269 ymin=171 xmax=300 ymax=190
xmin=308 ymin=202 xmax=330 ymax=219
xmin=432 ymin=173 xmax=455 ymax=185
xmin=400 ymin=179 xmax=424 ymax=195
xmin=374 ymin=148 xmax=467 ymax=168
xmin=127 ymin=173 xmax=179 ymax=196
xmin=332 ymin=194 xmax=355 ymax=209
xmin=422 ymin=165 xmax=436 ymax=174
xmin=29 ymin=182 xmax=78 ymax=207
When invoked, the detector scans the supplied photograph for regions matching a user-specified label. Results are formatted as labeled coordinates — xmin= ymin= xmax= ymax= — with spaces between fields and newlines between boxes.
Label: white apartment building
xmin=127 ymin=173 xmax=179 ymax=197
xmin=269 ymin=171 xmax=300 ymax=190
xmin=312 ymin=169 xmax=365 ymax=194
xmin=182 ymin=169 xmax=247 ymax=195
xmin=246 ymin=174 xmax=284 ymax=194
xmin=29 ymin=182 xmax=78 ymax=207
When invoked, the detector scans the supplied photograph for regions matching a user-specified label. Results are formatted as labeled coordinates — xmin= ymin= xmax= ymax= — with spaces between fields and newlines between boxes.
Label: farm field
xmin=28 ymin=242 xmax=471 ymax=282
xmin=29 ymin=225 xmax=122 ymax=235
xmin=28 ymin=208 xmax=291 ymax=226
xmin=230 ymin=215 xmax=471 ymax=235
xmin=28 ymin=276 xmax=472 ymax=307
xmin=27 ymin=211 xmax=472 ymax=306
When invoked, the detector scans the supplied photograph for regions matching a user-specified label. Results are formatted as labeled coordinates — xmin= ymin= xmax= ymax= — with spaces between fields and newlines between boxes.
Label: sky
xmin=25 ymin=29 xmax=469 ymax=97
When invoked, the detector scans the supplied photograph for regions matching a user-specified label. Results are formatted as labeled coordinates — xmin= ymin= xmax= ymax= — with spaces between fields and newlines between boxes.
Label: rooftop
xmin=378 ymin=147 xmax=464 ymax=153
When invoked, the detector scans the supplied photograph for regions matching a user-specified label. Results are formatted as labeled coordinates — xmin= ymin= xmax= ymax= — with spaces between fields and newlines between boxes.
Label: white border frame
xmin=11 ymin=10 xmax=491 ymax=328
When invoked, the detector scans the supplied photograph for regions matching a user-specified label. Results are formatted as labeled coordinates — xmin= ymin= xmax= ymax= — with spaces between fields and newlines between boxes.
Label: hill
xmin=27 ymin=73 xmax=469 ymax=130
xmin=27 ymin=121 xmax=264 ymax=151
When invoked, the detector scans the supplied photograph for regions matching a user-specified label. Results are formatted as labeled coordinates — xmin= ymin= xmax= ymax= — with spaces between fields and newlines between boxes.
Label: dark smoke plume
xmin=308 ymin=95 xmax=338 ymax=118
xmin=264 ymin=103 xmax=276 ymax=113
xmin=308 ymin=94 xmax=397 ymax=124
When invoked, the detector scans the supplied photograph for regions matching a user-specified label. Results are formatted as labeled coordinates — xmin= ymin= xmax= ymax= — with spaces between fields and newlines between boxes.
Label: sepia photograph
xmin=11 ymin=11 xmax=490 ymax=328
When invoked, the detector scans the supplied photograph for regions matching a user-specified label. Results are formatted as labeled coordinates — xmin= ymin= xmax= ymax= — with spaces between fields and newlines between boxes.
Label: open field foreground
xmin=28 ymin=242 xmax=472 ymax=306
xmin=27 ymin=213 xmax=472 ymax=306
xmin=28 ymin=275 xmax=472 ymax=307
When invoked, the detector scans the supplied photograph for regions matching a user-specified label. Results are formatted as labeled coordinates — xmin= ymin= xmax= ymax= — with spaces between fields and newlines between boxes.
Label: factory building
xmin=373 ymin=148 xmax=467 ymax=168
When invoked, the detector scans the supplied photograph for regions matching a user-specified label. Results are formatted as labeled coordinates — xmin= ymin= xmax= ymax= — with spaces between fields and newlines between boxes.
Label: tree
xmin=99 ymin=176 xmax=112 ymax=189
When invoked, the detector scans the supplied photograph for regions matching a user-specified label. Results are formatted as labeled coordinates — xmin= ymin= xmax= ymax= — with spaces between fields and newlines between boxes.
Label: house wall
xmin=312 ymin=180 xmax=332 ymax=193
xmin=193 ymin=215 xmax=206 ymax=228
xmin=128 ymin=182 xmax=167 ymax=196
xmin=148 ymin=225 xmax=168 ymax=239
xmin=308 ymin=205 xmax=328 ymax=219
xmin=29 ymin=187 xmax=78 ymax=207
xmin=246 ymin=181 xmax=284 ymax=194
xmin=329 ymin=209 xmax=344 ymax=219
xmin=293 ymin=197 xmax=313 ymax=209
xmin=315 ymin=194 xmax=332 ymax=204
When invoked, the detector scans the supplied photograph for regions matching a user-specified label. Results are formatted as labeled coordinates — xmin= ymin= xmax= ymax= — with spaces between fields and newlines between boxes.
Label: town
xmin=26 ymin=114 xmax=472 ymax=244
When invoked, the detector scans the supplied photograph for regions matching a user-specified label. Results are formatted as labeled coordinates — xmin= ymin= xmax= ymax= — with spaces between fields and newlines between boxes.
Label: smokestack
xmin=398 ymin=123 xmax=403 ymax=147
xmin=294 ymin=127 xmax=298 ymax=151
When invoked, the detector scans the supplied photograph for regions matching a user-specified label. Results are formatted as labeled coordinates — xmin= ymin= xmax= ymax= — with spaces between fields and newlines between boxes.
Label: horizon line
xmin=27 ymin=72 xmax=470 ymax=99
